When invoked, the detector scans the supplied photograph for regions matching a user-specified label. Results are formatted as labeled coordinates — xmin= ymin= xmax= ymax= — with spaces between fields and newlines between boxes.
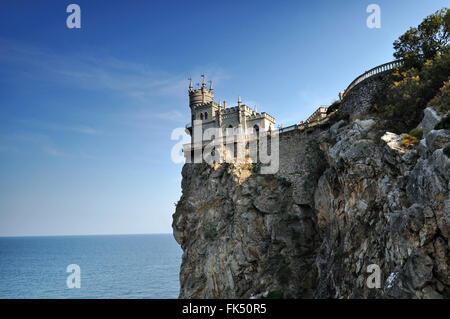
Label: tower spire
xmin=209 ymin=80 xmax=213 ymax=91
xmin=238 ymin=95 xmax=242 ymax=107
xmin=201 ymin=74 xmax=206 ymax=88
xmin=188 ymin=78 xmax=193 ymax=91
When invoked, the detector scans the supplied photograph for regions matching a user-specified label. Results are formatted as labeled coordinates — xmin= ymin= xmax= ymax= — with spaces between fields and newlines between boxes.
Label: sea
xmin=0 ymin=234 xmax=182 ymax=299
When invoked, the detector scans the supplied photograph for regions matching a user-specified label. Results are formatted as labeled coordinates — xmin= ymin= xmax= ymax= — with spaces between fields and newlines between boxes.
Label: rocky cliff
xmin=172 ymin=105 xmax=449 ymax=299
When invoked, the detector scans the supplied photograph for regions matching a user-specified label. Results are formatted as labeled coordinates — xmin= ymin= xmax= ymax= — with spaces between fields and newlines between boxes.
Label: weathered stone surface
xmin=419 ymin=107 xmax=442 ymax=135
xmin=173 ymin=106 xmax=450 ymax=299
xmin=381 ymin=132 xmax=408 ymax=154
xmin=425 ymin=129 xmax=450 ymax=153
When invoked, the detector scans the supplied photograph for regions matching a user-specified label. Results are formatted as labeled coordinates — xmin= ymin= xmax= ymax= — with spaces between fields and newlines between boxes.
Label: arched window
xmin=204 ymin=112 xmax=208 ymax=120
xmin=200 ymin=113 xmax=203 ymax=120
xmin=253 ymin=124 xmax=260 ymax=136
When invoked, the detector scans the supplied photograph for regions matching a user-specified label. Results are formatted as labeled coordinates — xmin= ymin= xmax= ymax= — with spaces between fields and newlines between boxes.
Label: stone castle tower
xmin=187 ymin=75 xmax=276 ymax=140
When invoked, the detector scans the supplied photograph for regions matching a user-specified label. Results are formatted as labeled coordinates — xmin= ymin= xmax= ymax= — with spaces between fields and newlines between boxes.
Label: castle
xmin=186 ymin=75 xmax=276 ymax=140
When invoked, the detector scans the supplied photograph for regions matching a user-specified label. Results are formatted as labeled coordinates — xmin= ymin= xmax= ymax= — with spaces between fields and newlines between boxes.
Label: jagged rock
xmin=381 ymin=132 xmax=408 ymax=153
xmin=354 ymin=118 xmax=376 ymax=131
xmin=419 ymin=107 xmax=442 ymax=135
xmin=173 ymin=106 xmax=449 ymax=299
xmin=330 ymin=119 xmax=345 ymax=137
xmin=425 ymin=129 xmax=450 ymax=153
xmin=417 ymin=138 xmax=428 ymax=157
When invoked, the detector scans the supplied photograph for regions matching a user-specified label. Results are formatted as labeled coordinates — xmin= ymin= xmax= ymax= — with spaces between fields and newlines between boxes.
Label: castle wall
xmin=221 ymin=108 xmax=241 ymax=128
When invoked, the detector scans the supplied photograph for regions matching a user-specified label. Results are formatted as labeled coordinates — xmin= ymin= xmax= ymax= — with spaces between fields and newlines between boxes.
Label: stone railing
xmin=342 ymin=59 xmax=403 ymax=98
xmin=306 ymin=106 xmax=328 ymax=123
xmin=278 ymin=115 xmax=329 ymax=134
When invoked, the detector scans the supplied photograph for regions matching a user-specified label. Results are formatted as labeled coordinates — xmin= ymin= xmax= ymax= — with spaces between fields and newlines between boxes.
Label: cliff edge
xmin=173 ymin=100 xmax=449 ymax=298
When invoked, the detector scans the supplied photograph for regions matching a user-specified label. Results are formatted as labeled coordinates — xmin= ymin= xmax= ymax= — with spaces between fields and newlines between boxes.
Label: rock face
xmin=172 ymin=107 xmax=449 ymax=299
xmin=419 ymin=107 xmax=442 ymax=135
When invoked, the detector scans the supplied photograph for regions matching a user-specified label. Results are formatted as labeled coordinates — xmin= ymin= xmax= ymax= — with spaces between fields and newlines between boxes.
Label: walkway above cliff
xmin=279 ymin=59 xmax=403 ymax=134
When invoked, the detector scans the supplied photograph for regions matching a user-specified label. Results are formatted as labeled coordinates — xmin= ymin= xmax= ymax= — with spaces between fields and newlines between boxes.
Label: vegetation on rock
xmin=409 ymin=127 xmax=423 ymax=140
xmin=434 ymin=114 xmax=450 ymax=130
xmin=401 ymin=134 xmax=420 ymax=148
xmin=393 ymin=8 xmax=449 ymax=69
xmin=371 ymin=9 xmax=450 ymax=131
xmin=429 ymin=79 xmax=450 ymax=115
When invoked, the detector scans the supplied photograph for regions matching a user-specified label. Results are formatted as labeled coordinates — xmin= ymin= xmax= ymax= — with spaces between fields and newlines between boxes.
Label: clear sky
xmin=0 ymin=0 xmax=448 ymax=236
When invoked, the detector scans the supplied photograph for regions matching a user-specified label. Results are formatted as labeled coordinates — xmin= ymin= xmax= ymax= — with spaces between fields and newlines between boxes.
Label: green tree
xmin=372 ymin=51 xmax=450 ymax=130
xmin=371 ymin=9 xmax=450 ymax=132
xmin=393 ymin=8 xmax=449 ymax=69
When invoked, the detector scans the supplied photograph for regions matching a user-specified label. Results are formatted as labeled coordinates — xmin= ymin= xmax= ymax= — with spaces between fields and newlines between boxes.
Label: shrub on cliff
xmin=409 ymin=127 xmax=423 ymax=139
xmin=429 ymin=79 xmax=450 ymax=115
xmin=371 ymin=8 xmax=450 ymax=132
xmin=401 ymin=134 xmax=420 ymax=148
xmin=434 ymin=114 xmax=450 ymax=130
xmin=393 ymin=8 xmax=449 ymax=70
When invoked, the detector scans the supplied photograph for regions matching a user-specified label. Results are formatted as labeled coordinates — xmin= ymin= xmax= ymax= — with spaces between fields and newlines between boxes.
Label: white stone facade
xmin=187 ymin=76 xmax=276 ymax=141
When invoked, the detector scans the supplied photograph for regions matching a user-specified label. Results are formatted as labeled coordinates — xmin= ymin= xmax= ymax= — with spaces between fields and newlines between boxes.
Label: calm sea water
xmin=0 ymin=234 xmax=182 ymax=299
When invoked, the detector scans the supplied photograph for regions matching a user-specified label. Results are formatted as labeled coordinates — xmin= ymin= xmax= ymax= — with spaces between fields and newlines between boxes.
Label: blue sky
xmin=0 ymin=0 xmax=448 ymax=236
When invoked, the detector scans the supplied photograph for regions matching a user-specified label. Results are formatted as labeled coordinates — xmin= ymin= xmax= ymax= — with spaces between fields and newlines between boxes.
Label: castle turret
xmin=189 ymin=75 xmax=214 ymax=108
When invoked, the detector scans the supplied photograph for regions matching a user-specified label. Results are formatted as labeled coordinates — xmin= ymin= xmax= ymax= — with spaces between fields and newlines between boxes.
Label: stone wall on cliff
xmin=340 ymin=72 xmax=391 ymax=120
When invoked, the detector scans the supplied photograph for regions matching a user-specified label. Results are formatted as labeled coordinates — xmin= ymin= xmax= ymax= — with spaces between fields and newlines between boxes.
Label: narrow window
xmin=253 ymin=125 xmax=260 ymax=136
